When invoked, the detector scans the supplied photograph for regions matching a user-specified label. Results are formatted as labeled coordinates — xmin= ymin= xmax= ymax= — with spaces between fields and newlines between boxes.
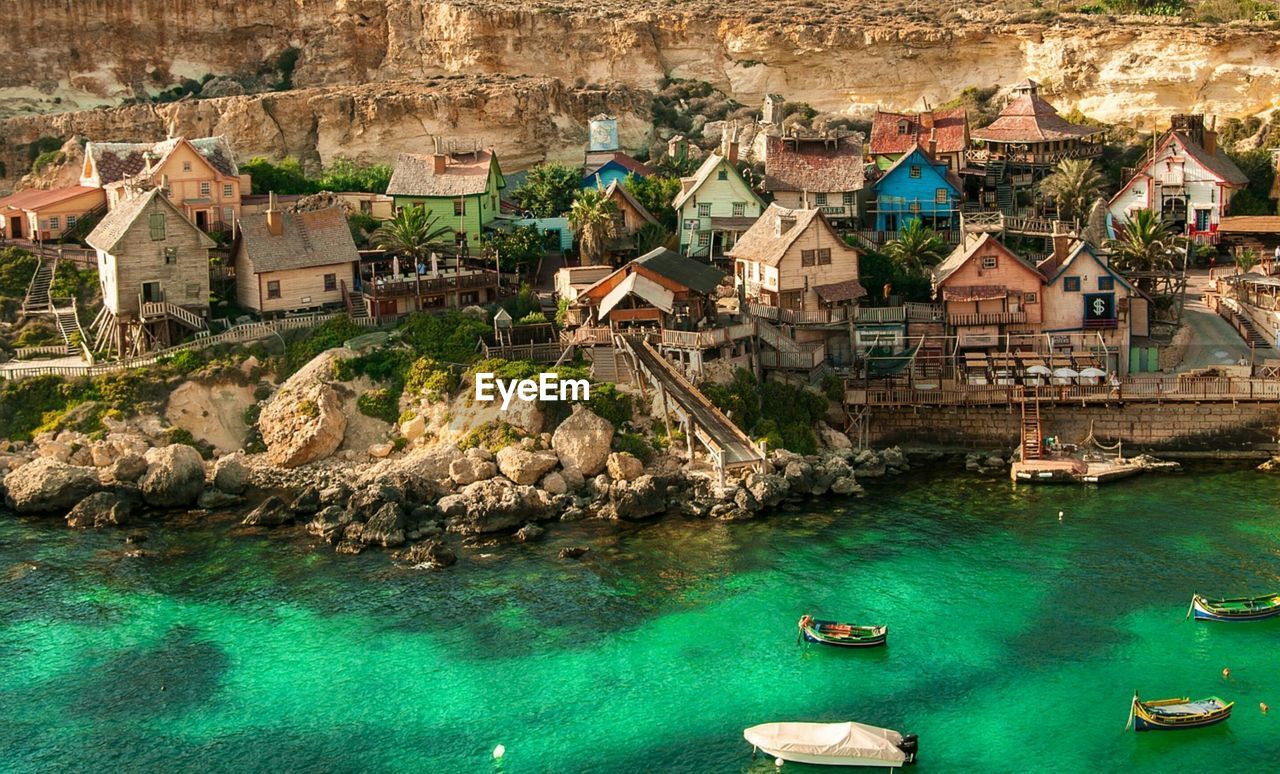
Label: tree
xmin=1235 ymin=248 xmax=1260 ymax=275
xmin=370 ymin=205 xmax=454 ymax=266
xmin=240 ymin=156 xmax=316 ymax=195
xmin=634 ymin=222 xmax=674 ymax=254
xmin=882 ymin=219 xmax=947 ymax=276
xmin=511 ymin=163 xmax=580 ymax=217
xmin=1038 ymin=158 xmax=1104 ymax=223
xmin=568 ymin=188 xmax=620 ymax=265
xmin=1107 ymin=209 xmax=1180 ymax=291
xmin=482 ymin=225 xmax=545 ymax=279
xmin=624 ymin=173 xmax=682 ymax=231
xmin=317 ymin=157 xmax=393 ymax=194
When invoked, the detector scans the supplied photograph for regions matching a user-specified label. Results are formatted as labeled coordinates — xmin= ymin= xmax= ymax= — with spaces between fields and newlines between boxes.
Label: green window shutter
xmin=149 ymin=212 xmax=166 ymax=241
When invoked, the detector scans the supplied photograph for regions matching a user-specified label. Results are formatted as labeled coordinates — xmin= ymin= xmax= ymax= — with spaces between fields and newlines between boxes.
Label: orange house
xmin=82 ymin=136 xmax=248 ymax=232
xmin=0 ymin=185 xmax=105 ymax=241
xmin=932 ymin=233 xmax=1045 ymax=348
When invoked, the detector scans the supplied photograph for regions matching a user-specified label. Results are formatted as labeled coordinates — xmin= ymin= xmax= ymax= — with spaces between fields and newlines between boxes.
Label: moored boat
xmin=744 ymin=721 xmax=918 ymax=768
xmin=1128 ymin=693 xmax=1233 ymax=732
xmin=798 ymin=615 xmax=887 ymax=648
xmin=1189 ymin=592 xmax=1280 ymax=622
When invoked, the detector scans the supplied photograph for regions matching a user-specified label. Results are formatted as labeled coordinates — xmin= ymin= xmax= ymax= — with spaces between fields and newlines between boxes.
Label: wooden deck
xmin=845 ymin=377 xmax=1280 ymax=407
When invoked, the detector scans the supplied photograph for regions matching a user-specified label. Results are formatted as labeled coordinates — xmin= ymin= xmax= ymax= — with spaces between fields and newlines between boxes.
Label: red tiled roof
xmin=86 ymin=136 xmax=239 ymax=185
xmin=584 ymin=151 xmax=655 ymax=179
xmin=763 ymin=134 xmax=866 ymax=193
xmin=971 ymin=90 xmax=1102 ymax=144
xmin=0 ymin=185 xmax=102 ymax=212
xmin=869 ymin=109 xmax=968 ymax=156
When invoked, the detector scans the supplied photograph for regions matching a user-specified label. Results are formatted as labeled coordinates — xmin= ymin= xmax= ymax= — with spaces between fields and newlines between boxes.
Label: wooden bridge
xmin=960 ymin=211 xmax=1078 ymax=238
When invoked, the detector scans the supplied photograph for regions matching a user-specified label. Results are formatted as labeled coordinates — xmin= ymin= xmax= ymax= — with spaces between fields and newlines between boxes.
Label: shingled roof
xmin=386 ymin=150 xmax=500 ymax=198
xmin=1168 ymin=131 xmax=1249 ymax=186
xmin=85 ymin=136 xmax=239 ymax=185
xmin=238 ymin=207 xmax=360 ymax=273
xmin=0 ymin=185 xmax=102 ymax=213
xmin=971 ymin=81 xmax=1102 ymax=144
xmin=583 ymin=151 xmax=655 ymax=180
xmin=634 ymin=247 xmax=725 ymax=295
xmin=727 ymin=204 xmax=864 ymax=292
xmin=869 ymin=109 xmax=968 ymax=156
xmin=86 ymin=188 xmax=214 ymax=254
xmin=763 ymin=134 xmax=866 ymax=193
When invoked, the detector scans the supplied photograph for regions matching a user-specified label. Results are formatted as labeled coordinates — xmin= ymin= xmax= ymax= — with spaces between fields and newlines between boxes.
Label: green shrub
xmin=612 ymin=432 xmax=653 ymax=464
xmin=0 ymin=248 xmax=39 ymax=298
xmin=162 ymin=349 xmax=204 ymax=375
xmin=297 ymin=399 xmax=319 ymax=419
xmin=404 ymin=356 xmax=457 ymax=397
xmin=399 ymin=310 xmax=490 ymax=363
xmin=586 ymin=382 xmax=633 ymax=427
xmin=357 ymin=388 xmax=399 ymax=423
xmin=282 ymin=315 xmax=365 ymax=374
xmin=459 ymin=420 xmax=526 ymax=452
xmin=242 ymin=403 xmax=262 ymax=427
xmin=253 ymin=383 xmax=272 ymax=401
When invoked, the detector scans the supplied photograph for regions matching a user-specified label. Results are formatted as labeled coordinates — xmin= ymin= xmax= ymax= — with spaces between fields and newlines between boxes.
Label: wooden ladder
xmin=1020 ymin=387 xmax=1043 ymax=461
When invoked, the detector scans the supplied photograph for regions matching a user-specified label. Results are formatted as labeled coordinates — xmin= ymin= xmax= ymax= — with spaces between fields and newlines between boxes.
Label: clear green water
xmin=2 ymin=468 xmax=1280 ymax=772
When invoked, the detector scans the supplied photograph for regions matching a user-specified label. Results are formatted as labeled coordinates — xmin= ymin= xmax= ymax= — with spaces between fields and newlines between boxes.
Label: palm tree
xmin=568 ymin=188 xmax=620 ymax=265
xmin=1107 ymin=209 xmax=1180 ymax=292
xmin=1235 ymin=248 xmax=1260 ymax=276
xmin=1038 ymin=158 xmax=1104 ymax=223
xmin=882 ymin=219 xmax=948 ymax=276
xmin=370 ymin=205 xmax=454 ymax=267
xmin=634 ymin=222 xmax=674 ymax=254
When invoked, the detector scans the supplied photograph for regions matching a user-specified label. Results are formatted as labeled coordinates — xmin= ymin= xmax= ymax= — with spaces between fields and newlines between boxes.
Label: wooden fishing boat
xmin=798 ymin=615 xmax=887 ymax=648
xmin=1189 ymin=592 xmax=1280 ymax=622
xmin=744 ymin=721 xmax=918 ymax=767
xmin=1128 ymin=693 xmax=1233 ymax=732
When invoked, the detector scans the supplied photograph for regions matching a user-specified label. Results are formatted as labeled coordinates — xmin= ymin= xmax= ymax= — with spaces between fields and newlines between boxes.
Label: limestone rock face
xmin=258 ymin=350 xmax=350 ymax=468
xmin=362 ymin=502 xmax=406 ymax=547
xmin=139 ymin=444 xmax=206 ymax=508
xmin=110 ymin=454 xmax=149 ymax=483
xmin=606 ymin=452 xmax=644 ymax=482
xmin=552 ymin=409 xmax=613 ymax=477
xmin=817 ymin=422 xmax=852 ymax=450
xmin=243 ymin=495 xmax=292 ymax=527
xmin=3 ymin=458 xmax=101 ymax=513
xmin=496 ymin=447 xmax=559 ymax=486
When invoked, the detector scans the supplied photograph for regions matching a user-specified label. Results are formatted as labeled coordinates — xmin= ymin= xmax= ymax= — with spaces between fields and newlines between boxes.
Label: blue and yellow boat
xmin=1189 ymin=592 xmax=1280 ymax=622
xmin=1128 ymin=693 xmax=1233 ymax=732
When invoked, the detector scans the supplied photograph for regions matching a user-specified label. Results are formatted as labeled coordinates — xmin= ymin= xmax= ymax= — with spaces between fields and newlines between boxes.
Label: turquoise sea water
xmin=2 ymin=467 xmax=1280 ymax=772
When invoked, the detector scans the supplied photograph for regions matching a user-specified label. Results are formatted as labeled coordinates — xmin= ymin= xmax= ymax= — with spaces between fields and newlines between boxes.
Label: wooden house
xmin=1107 ymin=115 xmax=1247 ymax=243
xmin=82 ymin=136 xmax=246 ymax=232
xmin=728 ymin=204 xmax=865 ymax=314
xmin=232 ymin=198 xmax=361 ymax=316
xmin=386 ymin=140 xmax=505 ymax=249
xmin=572 ymin=247 xmax=726 ymax=329
xmin=869 ymin=108 xmax=970 ymax=172
xmin=871 ymin=147 xmax=961 ymax=232
xmin=85 ymin=188 xmax=215 ymax=356
xmin=932 ymin=233 xmax=1044 ymax=349
xmin=603 ymin=179 xmax=658 ymax=234
xmin=761 ymin=131 xmax=866 ymax=228
xmin=673 ymin=143 xmax=765 ymax=259
xmin=0 ymin=185 xmax=105 ymax=241
xmin=1037 ymin=237 xmax=1146 ymax=374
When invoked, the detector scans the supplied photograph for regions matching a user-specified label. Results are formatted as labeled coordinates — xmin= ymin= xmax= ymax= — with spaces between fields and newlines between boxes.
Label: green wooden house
xmin=673 ymin=152 xmax=764 ymax=259
xmin=386 ymin=144 xmax=506 ymax=249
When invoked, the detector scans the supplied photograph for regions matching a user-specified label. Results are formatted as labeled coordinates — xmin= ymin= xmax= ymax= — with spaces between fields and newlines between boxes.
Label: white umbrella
xmin=1053 ymin=367 xmax=1079 ymax=378
xmin=1026 ymin=364 xmax=1052 ymax=376
xmin=1079 ymin=367 xmax=1107 ymax=378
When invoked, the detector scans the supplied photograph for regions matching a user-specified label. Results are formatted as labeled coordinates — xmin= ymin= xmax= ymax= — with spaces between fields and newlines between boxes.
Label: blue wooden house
xmin=871 ymin=147 xmax=960 ymax=232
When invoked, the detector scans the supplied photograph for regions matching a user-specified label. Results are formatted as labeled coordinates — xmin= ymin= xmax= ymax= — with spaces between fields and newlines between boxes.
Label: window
xmin=801 ymin=249 xmax=816 ymax=267
xmin=67 ymin=215 xmax=77 ymax=228
xmin=732 ymin=202 xmax=746 ymax=217
xmin=815 ymin=193 xmax=828 ymax=206
xmin=324 ymin=273 xmax=337 ymax=292
xmin=149 ymin=213 xmax=166 ymax=241
xmin=164 ymin=247 xmax=178 ymax=265
xmin=199 ymin=182 xmax=210 ymax=197
xmin=454 ymin=199 xmax=465 ymax=216
xmin=222 ymin=206 xmax=234 ymax=223
xmin=1064 ymin=276 xmax=1081 ymax=292
xmin=897 ymin=120 xmax=910 ymax=135
xmin=1098 ymin=276 xmax=1115 ymax=291
xmin=935 ymin=188 xmax=948 ymax=204
xmin=909 ymin=165 xmax=921 ymax=179
xmin=1024 ymin=292 xmax=1038 ymax=305
xmin=717 ymin=169 xmax=728 ymax=181
xmin=981 ymin=256 xmax=998 ymax=270
xmin=460 ymin=292 xmax=479 ymax=305
xmin=698 ymin=232 xmax=710 ymax=247
xmin=697 ymin=203 xmax=712 ymax=218
xmin=182 ymin=161 xmax=192 ymax=172
xmin=817 ymin=248 xmax=832 ymax=265
xmin=781 ymin=290 xmax=803 ymax=310
xmin=49 ymin=216 xmax=60 ymax=230
xmin=223 ymin=184 xmax=233 ymax=198
xmin=843 ymin=191 xmax=855 ymax=206
xmin=266 ymin=280 xmax=281 ymax=299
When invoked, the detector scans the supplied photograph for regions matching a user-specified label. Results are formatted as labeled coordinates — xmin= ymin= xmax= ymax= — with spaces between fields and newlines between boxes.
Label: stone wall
xmin=866 ymin=402 xmax=1280 ymax=452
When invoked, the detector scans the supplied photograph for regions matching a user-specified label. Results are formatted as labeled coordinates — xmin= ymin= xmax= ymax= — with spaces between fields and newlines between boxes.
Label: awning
xmin=942 ymin=284 xmax=1011 ymax=302
xmin=598 ymin=272 xmax=674 ymax=319
xmin=814 ymin=279 xmax=867 ymax=303
xmin=708 ymin=216 xmax=759 ymax=230
xmin=743 ymin=722 xmax=906 ymax=765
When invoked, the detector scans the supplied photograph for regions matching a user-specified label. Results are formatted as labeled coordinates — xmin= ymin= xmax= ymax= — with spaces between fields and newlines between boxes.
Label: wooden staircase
xmin=1020 ymin=388 xmax=1043 ymax=461
xmin=20 ymin=256 xmax=56 ymax=316
xmin=52 ymin=301 xmax=86 ymax=355
xmin=587 ymin=346 xmax=631 ymax=385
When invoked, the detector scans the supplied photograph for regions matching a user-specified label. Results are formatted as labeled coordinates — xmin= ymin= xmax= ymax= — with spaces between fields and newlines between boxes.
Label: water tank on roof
xmin=588 ymin=116 xmax=619 ymax=152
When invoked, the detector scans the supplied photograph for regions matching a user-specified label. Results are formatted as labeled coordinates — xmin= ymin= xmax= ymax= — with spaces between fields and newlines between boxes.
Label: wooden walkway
xmin=845 ymin=376 xmax=1280 ymax=407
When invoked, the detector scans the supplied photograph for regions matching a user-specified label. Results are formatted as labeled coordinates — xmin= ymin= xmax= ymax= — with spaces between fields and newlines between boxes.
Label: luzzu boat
xmin=1128 ymin=693 xmax=1233 ymax=732
xmin=798 ymin=615 xmax=887 ymax=648
xmin=1189 ymin=592 xmax=1280 ymax=622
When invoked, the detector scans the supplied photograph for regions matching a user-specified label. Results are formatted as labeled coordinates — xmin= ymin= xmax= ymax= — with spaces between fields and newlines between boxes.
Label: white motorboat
xmin=743 ymin=721 xmax=918 ymax=768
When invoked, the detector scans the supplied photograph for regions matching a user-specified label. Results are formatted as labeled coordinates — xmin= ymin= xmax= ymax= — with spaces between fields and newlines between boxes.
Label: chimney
xmin=143 ymin=151 xmax=154 ymax=177
xmin=432 ymin=137 xmax=447 ymax=175
xmin=1204 ymin=115 xmax=1217 ymax=155
xmin=266 ymin=191 xmax=283 ymax=236
xmin=725 ymin=123 xmax=740 ymax=165
xmin=928 ymin=127 xmax=938 ymax=158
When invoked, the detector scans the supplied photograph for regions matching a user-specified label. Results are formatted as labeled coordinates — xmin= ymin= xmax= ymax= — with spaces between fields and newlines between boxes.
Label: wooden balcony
xmin=744 ymin=301 xmax=849 ymax=326
xmin=363 ymin=270 xmax=497 ymax=300
xmin=1083 ymin=318 xmax=1119 ymax=330
xmin=948 ymin=311 xmax=1027 ymax=327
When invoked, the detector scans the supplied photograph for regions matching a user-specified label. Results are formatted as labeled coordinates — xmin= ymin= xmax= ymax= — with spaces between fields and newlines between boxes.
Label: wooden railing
xmin=905 ymin=302 xmax=944 ymax=322
xmin=363 ymin=270 xmax=498 ymax=299
xmin=14 ymin=345 xmax=69 ymax=359
xmin=560 ymin=326 xmax=615 ymax=345
xmin=854 ymin=307 xmax=907 ymax=324
xmin=140 ymin=300 xmax=207 ymax=330
xmin=850 ymin=229 xmax=964 ymax=247
xmin=659 ymin=323 xmax=755 ymax=350
xmin=744 ymin=301 xmax=849 ymax=325
xmin=480 ymin=341 xmax=567 ymax=362
xmin=761 ymin=344 xmax=826 ymax=371
xmin=844 ymin=376 xmax=1280 ymax=407
xmin=948 ymin=311 xmax=1027 ymax=326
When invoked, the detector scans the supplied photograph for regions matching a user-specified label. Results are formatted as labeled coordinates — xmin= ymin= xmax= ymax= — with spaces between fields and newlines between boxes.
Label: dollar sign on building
xmin=1092 ymin=298 xmax=1107 ymax=317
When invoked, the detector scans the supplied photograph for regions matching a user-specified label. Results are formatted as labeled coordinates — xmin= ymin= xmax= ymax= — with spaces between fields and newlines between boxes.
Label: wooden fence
xmin=844 ymin=376 xmax=1280 ymax=407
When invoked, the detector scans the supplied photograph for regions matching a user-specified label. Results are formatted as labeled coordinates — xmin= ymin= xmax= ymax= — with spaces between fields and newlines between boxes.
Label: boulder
xmin=395 ymin=540 xmax=457 ymax=568
xmin=242 ymin=495 xmax=292 ymax=527
xmin=65 ymin=491 xmax=134 ymax=528
xmin=746 ymin=472 xmax=789 ymax=509
xmin=817 ymin=422 xmax=853 ymax=450
xmin=559 ymin=466 xmax=585 ymax=491
xmin=551 ymin=408 xmax=614 ymax=476
xmin=197 ymin=489 xmax=244 ymax=509
xmin=306 ymin=505 xmax=350 ymax=543
xmin=212 ymin=455 xmax=250 ymax=494
xmin=449 ymin=455 xmax=497 ymax=486
xmin=559 ymin=546 xmax=590 ymax=559
xmin=110 ymin=453 xmax=149 ymax=483
xmin=515 ymin=523 xmax=545 ymax=542
xmin=1258 ymin=456 xmax=1280 ymax=472
xmin=357 ymin=444 xmax=458 ymax=488
xmin=400 ymin=414 xmax=427 ymax=443
xmin=368 ymin=442 xmax=394 ymax=459
xmin=602 ymin=474 xmax=667 ymax=521
xmin=496 ymin=447 xmax=559 ymax=486
xmin=3 ymin=458 xmax=101 ymax=513
xmin=606 ymin=452 xmax=644 ymax=482
xmin=882 ymin=446 xmax=909 ymax=470
xmin=139 ymin=444 xmax=206 ymax=508
xmin=289 ymin=486 xmax=322 ymax=516
xmin=540 ymin=471 xmax=568 ymax=495
xmin=199 ymin=75 xmax=246 ymax=98
xmin=258 ymin=352 xmax=349 ymax=468
xmin=439 ymin=479 xmax=549 ymax=535
xmin=362 ymin=502 xmax=406 ymax=547
xmin=831 ymin=476 xmax=864 ymax=496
